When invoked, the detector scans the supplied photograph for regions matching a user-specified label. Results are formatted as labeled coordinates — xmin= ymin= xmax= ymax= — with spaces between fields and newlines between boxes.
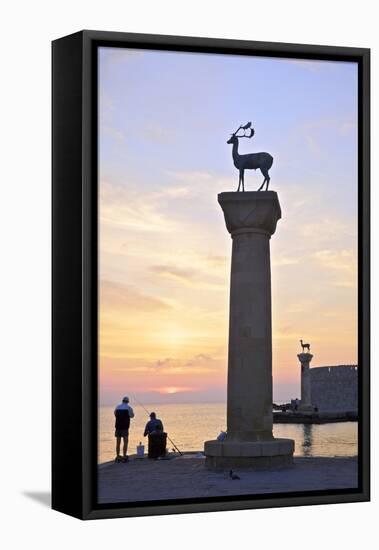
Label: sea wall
xmin=310 ymin=365 xmax=358 ymax=412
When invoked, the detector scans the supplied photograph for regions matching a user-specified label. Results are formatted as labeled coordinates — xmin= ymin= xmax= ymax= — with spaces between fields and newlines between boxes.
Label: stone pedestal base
xmin=204 ymin=438 xmax=294 ymax=470
xmin=299 ymin=405 xmax=314 ymax=413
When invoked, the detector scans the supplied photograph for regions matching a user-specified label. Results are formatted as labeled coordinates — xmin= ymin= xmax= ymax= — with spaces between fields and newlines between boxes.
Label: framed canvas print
xmin=52 ymin=30 xmax=370 ymax=520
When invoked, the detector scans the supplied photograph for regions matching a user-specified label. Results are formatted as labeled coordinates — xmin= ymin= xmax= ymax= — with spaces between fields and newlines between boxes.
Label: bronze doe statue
xmin=300 ymin=339 xmax=311 ymax=352
xmin=227 ymin=122 xmax=273 ymax=192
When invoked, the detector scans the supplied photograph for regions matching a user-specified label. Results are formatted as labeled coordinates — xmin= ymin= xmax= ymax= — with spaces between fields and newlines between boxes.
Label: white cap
xmin=122 ymin=396 xmax=129 ymax=403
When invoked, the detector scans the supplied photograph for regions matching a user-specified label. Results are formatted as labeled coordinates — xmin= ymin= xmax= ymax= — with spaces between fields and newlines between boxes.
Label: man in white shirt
xmin=114 ymin=396 xmax=135 ymax=462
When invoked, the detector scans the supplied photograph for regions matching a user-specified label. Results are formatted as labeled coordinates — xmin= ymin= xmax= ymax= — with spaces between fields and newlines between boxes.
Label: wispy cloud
xmin=206 ymin=255 xmax=228 ymax=267
xmin=150 ymin=265 xmax=196 ymax=282
xmin=312 ymin=249 xmax=357 ymax=288
xmin=99 ymin=180 xmax=178 ymax=233
xmin=312 ymin=249 xmax=356 ymax=270
xmin=300 ymin=219 xmax=355 ymax=245
xmin=272 ymin=254 xmax=301 ymax=267
xmin=100 ymin=124 xmax=126 ymax=143
xmin=138 ymin=123 xmax=176 ymax=145
xmin=306 ymin=134 xmax=322 ymax=156
xmin=151 ymin=353 xmax=218 ymax=374
xmin=100 ymin=280 xmax=171 ymax=311
xmin=284 ymin=59 xmax=332 ymax=73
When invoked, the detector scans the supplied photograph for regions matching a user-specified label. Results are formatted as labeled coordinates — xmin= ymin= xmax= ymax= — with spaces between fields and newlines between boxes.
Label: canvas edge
xmin=52 ymin=31 xmax=85 ymax=519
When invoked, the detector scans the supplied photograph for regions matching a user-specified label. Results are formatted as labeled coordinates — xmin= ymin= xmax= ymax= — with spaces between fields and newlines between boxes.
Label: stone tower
xmin=297 ymin=352 xmax=314 ymax=411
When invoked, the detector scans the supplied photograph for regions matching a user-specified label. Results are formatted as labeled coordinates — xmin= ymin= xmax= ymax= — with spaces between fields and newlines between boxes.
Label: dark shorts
xmin=115 ymin=429 xmax=129 ymax=438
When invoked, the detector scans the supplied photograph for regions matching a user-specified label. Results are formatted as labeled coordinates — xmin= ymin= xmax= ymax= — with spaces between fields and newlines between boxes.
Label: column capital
xmin=218 ymin=191 xmax=281 ymax=238
xmin=297 ymin=353 xmax=314 ymax=364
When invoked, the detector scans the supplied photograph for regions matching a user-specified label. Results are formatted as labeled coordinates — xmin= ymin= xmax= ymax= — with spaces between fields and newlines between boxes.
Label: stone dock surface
xmin=98 ymin=455 xmax=358 ymax=504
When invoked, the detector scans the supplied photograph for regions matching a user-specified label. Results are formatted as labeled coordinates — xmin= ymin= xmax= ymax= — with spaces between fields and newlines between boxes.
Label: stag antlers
xmin=231 ymin=121 xmax=255 ymax=139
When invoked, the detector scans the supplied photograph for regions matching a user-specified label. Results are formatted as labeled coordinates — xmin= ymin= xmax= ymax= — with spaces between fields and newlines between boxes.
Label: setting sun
xmin=157 ymin=386 xmax=195 ymax=394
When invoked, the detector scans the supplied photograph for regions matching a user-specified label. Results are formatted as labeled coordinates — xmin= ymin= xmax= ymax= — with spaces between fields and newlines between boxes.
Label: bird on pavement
xmin=229 ymin=470 xmax=240 ymax=480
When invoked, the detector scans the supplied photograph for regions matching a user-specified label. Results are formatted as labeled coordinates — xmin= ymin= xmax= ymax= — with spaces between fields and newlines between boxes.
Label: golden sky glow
xmin=99 ymin=173 xmax=358 ymax=404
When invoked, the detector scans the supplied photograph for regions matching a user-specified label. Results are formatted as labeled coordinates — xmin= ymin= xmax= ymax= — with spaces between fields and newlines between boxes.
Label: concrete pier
xmin=298 ymin=352 xmax=314 ymax=411
xmin=98 ymin=456 xmax=358 ymax=503
xmin=204 ymin=191 xmax=294 ymax=468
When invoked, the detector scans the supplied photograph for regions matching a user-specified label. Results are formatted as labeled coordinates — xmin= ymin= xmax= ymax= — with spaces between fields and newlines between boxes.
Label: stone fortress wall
xmin=310 ymin=365 xmax=358 ymax=412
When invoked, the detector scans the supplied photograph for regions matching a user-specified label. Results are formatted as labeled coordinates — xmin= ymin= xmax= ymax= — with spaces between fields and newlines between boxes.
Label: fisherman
xmin=143 ymin=412 xmax=164 ymax=437
xmin=147 ymin=424 xmax=167 ymax=459
xmin=142 ymin=412 xmax=166 ymax=459
xmin=134 ymin=397 xmax=183 ymax=455
xmin=114 ymin=396 xmax=135 ymax=462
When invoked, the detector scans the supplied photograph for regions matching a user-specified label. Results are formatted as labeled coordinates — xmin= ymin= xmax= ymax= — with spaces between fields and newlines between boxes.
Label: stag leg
xmin=238 ymin=169 xmax=244 ymax=192
xmin=260 ymin=167 xmax=270 ymax=191
xmin=241 ymin=170 xmax=245 ymax=192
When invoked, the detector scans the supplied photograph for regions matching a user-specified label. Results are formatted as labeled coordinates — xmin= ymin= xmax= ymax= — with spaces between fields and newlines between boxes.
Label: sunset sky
xmin=98 ymin=47 xmax=358 ymax=405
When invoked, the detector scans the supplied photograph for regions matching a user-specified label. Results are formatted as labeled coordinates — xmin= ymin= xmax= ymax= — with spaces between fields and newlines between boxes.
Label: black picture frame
xmin=52 ymin=30 xmax=370 ymax=520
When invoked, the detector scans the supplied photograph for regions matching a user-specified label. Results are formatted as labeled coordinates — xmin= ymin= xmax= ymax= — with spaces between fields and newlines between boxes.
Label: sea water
xmin=99 ymin=403 xmax=358 ymax=463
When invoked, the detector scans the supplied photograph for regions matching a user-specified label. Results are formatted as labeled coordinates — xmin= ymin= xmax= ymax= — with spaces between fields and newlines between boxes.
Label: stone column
xmin=298 ymin=353 xmax=314 ymax=411
xmin=204 ymin=191 xmax=294 ymax=469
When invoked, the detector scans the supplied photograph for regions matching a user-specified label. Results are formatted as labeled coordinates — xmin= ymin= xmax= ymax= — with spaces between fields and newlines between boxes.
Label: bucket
xmin=136 ymin=442 xmax=145 ymax=458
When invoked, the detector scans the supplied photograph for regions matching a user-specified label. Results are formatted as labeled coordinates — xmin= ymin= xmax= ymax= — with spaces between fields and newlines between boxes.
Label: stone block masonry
xmin=310 ymin=365 xmax=358 ymax=413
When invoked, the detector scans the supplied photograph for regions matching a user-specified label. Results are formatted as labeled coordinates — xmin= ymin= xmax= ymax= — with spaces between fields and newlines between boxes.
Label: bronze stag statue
xmin=300 ymin=339 xmax=311 ymax=352
xmin=227 ymin=122 xmax=273 ymax=192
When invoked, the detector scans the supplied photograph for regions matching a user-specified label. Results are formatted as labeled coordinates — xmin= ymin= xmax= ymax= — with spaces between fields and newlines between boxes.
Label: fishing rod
xmin=131 ymin=394 xmax=183 ymax=456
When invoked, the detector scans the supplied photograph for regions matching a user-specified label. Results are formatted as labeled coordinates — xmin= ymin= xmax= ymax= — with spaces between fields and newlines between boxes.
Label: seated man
xmin=143 ymin=412 xmax=164 ymax=437
xmin=147 ymin=425 xmax=167 ymax=459
xmin=143 ymin=412 xmax=167 ymax=459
